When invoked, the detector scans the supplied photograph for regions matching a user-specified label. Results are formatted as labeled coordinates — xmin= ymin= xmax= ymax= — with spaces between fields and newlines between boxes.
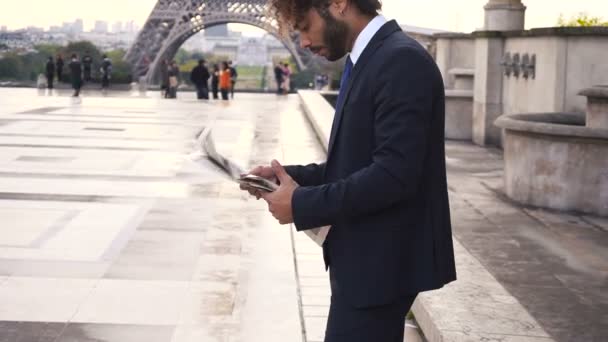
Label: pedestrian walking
xmin=69 ymin=54 xmax=82 ymax=97
xmin=45 ymin=57 xmax=55 ymax=89
xmin=281 ymin=62 xmax=291 ymax=94
xmin=190 ymin=59 xmax=210 ymax=100
xmin=242 ymin=1 xmax=456 ymax=341
xmin=100 ymin=55 xmax=112 ymax=90
xmin=274 ymin=63 xmax=284 ymax=95
xmin=160 ymin=59 xmax=170 ymax=98
xmin=228 ymin=60 xmax=238 ymax=99
xmin=167 ymin=60 xmax=179 ymax=99
xmin=56 ymin=54 xmax=64 ymax=83
xmin=82 ymin=52 xmax=93 ymax=82
xmin=211 ymin=64 xmax=220 ymax=100
xmin=219 ymin=62 xmax=231 ymax=101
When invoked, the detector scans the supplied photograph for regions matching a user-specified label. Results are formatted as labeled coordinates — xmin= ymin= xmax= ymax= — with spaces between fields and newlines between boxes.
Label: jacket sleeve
xmin=285 ymin=163 xmax=326 ymax=187
xmin=291 ymin=48 xmax=435 ymax=231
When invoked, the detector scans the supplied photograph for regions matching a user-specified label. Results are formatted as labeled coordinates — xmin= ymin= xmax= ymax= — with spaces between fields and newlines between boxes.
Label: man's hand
xmin=261 ymin=160 xmax=299 ymax=225
xmin=239 ymin=164 xmax=277 ymax=199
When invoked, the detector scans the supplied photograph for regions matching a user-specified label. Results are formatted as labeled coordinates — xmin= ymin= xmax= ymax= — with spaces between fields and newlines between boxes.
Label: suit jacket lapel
xmin=327 ymin=21 xmax=402 ymax=159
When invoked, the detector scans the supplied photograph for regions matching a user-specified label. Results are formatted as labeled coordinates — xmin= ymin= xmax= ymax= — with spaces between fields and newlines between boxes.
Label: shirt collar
xmin=349 ymin=15 xmax=387 ymax=66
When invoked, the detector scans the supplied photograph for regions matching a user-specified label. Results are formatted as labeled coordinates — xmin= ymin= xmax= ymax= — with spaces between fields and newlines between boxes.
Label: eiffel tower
xmin=125 ymin=0 xmax=314 ymax=82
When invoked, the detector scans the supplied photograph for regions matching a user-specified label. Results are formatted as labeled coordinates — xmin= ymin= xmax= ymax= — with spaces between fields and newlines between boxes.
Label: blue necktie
xmin=336 ymin=56 xmax=353 ymax=108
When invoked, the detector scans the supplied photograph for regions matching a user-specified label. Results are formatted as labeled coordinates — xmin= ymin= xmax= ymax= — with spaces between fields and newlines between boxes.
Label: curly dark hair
xmin=268 ymin=0 xmax=382 ymax=34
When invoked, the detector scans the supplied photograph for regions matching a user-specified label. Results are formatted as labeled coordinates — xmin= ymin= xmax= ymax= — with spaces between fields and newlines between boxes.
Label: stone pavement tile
xmin=304 ymin=316 xmax=327 ymax=342
xmin=299 ymin=276 xmax=330 ymax=288
xmin=178 ymin=281 xmax=236 ymax=325
xmin=104 ymin=230 xmax=204 ymax=281
xmin=301 ymin=294 xmax=331 ymax=306
xmin=56 ymin=323 xmax=174 ymax=342
xmin=414 ymin=239 xmax=551 ymax=340
xmin=0 ymin=277 xmax=97 ymax=322
xmin=582 ymin=215 xmax=608 ymax=232
xmin=72 ymin=279 xmax=189 ymax=325
xmin=0 ymin=177 xmax=190 ymax=198
xmin=171 ymin=323 xmax=237 ymax=342
xmin=0 ymin=259 xmax=109 ymax=279
xmin=507 ymin=285 xmax=608 ymax=342
xmin=297 ymin=260 xmax=327 ymax=277
xmin=302 ymin=305 xmax=330 ymax=318
xmin=440 ymin=331 xmax=555 ymax=341
xmin=236 ymin=217 xmax=302 ymax=342
xmin=191 ymin=254 xmax=241 ymax=284
xmin=295 ymin=253 xmax=324 ymax=262
xmin=0 ymin=199 xmax=146 ymax=263
xmin=0 ymin=321 xmax=66 ymax=342
xmin=301 ymin=285 xmax=331 ymax=296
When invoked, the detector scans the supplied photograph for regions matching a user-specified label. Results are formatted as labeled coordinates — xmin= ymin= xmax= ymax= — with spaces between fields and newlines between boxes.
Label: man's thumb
xmin=271 ymin=160 xmax=289 ymax=182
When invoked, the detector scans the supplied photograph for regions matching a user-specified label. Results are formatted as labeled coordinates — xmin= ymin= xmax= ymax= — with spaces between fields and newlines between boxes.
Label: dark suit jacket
xmin=285 ymin=20 xmax=456 ymax=308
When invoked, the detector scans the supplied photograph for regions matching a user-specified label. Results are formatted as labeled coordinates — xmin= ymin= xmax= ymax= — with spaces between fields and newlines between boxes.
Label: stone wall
xmin=502 ymin=30 xmax=608 ymax=117
xmin=435 ymin=34 xmax=476 ymax=89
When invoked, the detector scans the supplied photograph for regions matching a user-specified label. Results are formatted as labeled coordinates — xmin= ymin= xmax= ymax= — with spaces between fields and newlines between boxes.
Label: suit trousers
xmin=325 ymin=269 xmax=418 ymax=342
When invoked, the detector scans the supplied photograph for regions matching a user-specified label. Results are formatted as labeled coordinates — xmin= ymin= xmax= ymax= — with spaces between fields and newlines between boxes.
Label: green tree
xmin=104 ymin=49 xmax=132 ymax=84
xmin=558 ymin=13 xmax=608 ymax=27
xmin=34 ymin=44 xmax=61 ymax=59
xmin=174 ymin=48 xmax=190 ymax=64
xmin=0 ymin=54 xmax=24 ymax=80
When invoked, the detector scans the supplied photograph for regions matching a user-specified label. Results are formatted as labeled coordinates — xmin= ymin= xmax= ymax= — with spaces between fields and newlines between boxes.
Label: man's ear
xmin=331 ymin=0 xmax=348 ymax=16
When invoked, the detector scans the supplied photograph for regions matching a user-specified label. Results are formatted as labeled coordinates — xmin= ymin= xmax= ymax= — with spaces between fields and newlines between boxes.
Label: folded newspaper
xmin=190 ymin=128 xmax=330 ymax=246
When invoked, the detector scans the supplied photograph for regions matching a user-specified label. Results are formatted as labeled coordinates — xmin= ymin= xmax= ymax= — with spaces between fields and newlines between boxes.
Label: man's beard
xmin=320 ymin=11 xmax=350 ymax=62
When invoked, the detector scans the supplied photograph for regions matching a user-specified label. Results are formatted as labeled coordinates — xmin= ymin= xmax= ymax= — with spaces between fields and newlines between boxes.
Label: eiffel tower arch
xmin=125 ymin=0 xmax=313 ymax=83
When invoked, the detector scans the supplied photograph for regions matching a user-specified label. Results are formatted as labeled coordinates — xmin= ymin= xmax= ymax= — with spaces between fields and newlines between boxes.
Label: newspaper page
xmin=189 ymin=128 xmax=329 ymax=246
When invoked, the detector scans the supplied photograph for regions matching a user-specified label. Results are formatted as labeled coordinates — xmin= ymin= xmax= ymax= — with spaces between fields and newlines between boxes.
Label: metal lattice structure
xmin=126 ymin=0 xmax=314 ymax=82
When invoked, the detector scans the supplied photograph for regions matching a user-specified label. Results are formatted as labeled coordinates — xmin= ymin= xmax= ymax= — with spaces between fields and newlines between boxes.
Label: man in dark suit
xmin=190 ymin=59 xmax=211 ymax=100
xmin=242 ymin=1 xmax=456 ymax=341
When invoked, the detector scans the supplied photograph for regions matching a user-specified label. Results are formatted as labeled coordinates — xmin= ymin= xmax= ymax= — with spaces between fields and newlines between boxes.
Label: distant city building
xmin=93 ymin=21 xmax=109 ymax=34
xmin=238 ymin=37 xmax=267 ymax=66
xmin=112 ymin=21 xmax=123 ymax=33
xmin=124 ymin=21 xmax=139 ymax=34
xmin=74 ymin=19 xmax=84 ymax=34
xmin=25 ymin=26 xmax=44 ymax=34
xmin=205 ymin=25 xmax=229 ymax=37
xmin=0 ymin=26 xmax=7 ymax=33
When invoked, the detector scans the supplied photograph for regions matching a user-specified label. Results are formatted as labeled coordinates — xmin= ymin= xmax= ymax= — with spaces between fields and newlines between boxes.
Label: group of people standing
xmin=45 ymin=53 xmax=112 ymax=97
xmin=273 ymin=62 xmax=292 ymax=95
xmin=160 ymin=59 xmax=237 ymax=101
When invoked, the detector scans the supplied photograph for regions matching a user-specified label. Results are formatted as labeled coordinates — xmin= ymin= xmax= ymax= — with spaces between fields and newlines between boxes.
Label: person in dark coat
xmin=69 ymin=54 xmax=82 ymax=97
xmin=167 ymin=60 xmax=179 ymax=99
xmin=45 ymin=57 xmax=55 ymax=89
xmin=274 ymin=63 xmax=284 ymax=95
xmin=242 ymin=1 xmax=457 ymax=341
xmin=100 ymin=55 xmax=112 ymax=90
xmin=160 ymin=59 xmax=170 ymax=98
xmin=211 ymin=64 xmax=220 ymax=100
xmin=56 ymin=54 xmax=64 ymax=83
xmin=82 ymin=53 xmax=93 ymax=82
xmin=228 ymin=60 xmax=237 ymax=99
xmin=190 ymin=59 xmax=210 ymax=100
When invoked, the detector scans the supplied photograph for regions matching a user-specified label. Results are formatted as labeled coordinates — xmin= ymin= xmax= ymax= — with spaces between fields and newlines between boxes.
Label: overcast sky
xmin=1 ymin=0 xmax=606 ymax=33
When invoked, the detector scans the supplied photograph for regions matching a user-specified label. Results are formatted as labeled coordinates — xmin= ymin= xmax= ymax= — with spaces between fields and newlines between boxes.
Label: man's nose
xmin=300 ymin=36 xmax=311 ymax=49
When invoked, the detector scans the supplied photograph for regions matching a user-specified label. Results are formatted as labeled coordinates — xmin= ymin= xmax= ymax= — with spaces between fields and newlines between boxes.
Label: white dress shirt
xmin=349 ymin=15 xmax=388 ymax=66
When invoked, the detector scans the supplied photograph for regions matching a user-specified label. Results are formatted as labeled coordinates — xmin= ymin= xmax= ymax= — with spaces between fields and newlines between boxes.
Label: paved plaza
xmin=0 ymin=88 xmax=324 ymax=341
xmin=0 ymin=88 xmax=606 ymax=342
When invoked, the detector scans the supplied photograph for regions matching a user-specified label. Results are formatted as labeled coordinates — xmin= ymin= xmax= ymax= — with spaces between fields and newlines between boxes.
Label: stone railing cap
xmin=495 ymin=113 xmax=608 ymax=139
xmin=448 ymin=68 xmax=475 ymax=76
xmin=445 ymin=89 xmax=474 ymax=98
xmin=578 ymin=86 xmax=608 ymax=99
xmin=433 ymin=32 xmax=474 ymax=39
xmin=474 ymin=26 xmax=608 ymax=38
